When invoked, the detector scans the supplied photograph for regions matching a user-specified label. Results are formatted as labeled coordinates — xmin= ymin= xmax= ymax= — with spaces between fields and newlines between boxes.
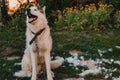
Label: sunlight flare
xmin=7 ymin=0 xmax=37 ymax=15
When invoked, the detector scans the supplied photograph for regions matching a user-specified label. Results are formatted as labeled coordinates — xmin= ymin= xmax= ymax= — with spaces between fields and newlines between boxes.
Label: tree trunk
xmin=1 ymin=0 xmax=11 ymax=25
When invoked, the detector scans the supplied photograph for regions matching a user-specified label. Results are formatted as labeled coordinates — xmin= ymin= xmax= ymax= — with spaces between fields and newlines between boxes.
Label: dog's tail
xmin=51 ymin=57 xmax=64 ymax=69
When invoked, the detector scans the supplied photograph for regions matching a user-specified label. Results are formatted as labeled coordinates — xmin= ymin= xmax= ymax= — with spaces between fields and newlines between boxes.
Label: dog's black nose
xmin=27 ymin=8 xmax=31 ymax=13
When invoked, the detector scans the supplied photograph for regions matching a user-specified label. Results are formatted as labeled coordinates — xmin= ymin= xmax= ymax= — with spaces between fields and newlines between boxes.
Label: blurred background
xmin=0 ymin=0 xmax=120 ymax=30
xmin=0 ymin=0 xmax=120 ymax=80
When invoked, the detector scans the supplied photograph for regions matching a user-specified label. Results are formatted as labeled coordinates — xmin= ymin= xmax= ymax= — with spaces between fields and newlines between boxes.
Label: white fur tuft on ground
xmin=14 ymin=70 xmax=31 ymax=77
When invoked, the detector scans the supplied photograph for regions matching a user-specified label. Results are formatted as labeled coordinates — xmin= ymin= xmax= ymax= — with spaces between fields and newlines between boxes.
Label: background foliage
xmin=0 ymin=0 xmax=120 ymax=31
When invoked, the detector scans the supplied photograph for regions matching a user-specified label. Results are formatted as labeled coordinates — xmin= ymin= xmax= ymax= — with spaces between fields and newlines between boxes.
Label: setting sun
xmin=7 ymin=0 xmax=37 ymax=15
xmin=8 ymin=0 xmax=20 ymax=9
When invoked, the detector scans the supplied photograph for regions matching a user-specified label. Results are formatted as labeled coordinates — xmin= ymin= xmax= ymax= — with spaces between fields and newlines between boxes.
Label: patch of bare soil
xmin=69 ymin=50 xmax=85 ymax=55
xmin=0 ymin=22 xmax=4 ymax=27
xmin=0 ymin=47 xmax=17 ymax=58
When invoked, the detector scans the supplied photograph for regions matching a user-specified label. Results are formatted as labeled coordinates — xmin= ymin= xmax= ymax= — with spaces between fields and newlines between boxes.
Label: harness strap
xmin=29 ymin=28 xmax=45 ymax=45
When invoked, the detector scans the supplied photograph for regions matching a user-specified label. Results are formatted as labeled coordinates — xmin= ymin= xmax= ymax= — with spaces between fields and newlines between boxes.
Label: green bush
xmin=54 ymin=3 xmax=118 ymax=31
xmin=3 ymin=1 xmax=120 ymax=31
xmin=11 ymin=14 xmax=26 ymax=30
xmin=114 ymin=11 xmax=120 ymax=28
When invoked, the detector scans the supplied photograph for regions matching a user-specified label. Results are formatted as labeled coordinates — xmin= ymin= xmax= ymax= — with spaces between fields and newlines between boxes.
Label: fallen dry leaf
xmin=69 ymin=50 xmax=85 ymax=55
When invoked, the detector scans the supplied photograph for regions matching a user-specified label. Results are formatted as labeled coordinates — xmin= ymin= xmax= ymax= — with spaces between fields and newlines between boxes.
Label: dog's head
xmin=26 ymin=6 xmax=46 ymax=24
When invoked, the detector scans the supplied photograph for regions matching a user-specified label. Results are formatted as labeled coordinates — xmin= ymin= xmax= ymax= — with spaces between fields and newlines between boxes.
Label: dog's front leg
xmin=44 ymin=51 xmax=53 ymax=80
xmin=30 ymin=50 xmax=38 ymax=80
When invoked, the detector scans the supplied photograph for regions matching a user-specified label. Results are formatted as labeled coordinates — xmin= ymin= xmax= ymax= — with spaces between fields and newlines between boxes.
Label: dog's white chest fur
xmin=26 ymin=24 xmax=52 ymax=55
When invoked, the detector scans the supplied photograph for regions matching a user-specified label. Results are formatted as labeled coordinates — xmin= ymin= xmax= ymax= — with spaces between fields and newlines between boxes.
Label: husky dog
xmin=14 ymin=6 xmax=63 ymax=80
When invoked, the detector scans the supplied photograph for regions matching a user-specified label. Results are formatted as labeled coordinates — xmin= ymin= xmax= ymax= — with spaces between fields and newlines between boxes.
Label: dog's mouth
xmin=27 ymin=13 xmax=38 ymax=23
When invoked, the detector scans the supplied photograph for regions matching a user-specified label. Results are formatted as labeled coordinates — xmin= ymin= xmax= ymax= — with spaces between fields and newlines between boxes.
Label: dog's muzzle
xmin=27 ymin=8 xmax=38 ymax=23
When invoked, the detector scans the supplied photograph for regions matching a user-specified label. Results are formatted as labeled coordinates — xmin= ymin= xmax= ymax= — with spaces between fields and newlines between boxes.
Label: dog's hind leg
xmin=21 ymin=49 xmax=32 ymax=76
xmin=22 ymin=50 xmax=42 ymax=78
xmin=14 ymin=49 xmax=32 ymax=77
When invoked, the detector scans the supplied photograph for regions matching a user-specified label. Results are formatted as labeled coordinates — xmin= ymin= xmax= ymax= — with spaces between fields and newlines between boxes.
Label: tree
xmin=0 ymin=0 xmax=11 ymax=25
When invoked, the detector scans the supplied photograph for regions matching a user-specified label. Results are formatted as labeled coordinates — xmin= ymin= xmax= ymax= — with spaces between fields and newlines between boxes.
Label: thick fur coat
xmin=14 ymin=6 xmax=63 ymax=80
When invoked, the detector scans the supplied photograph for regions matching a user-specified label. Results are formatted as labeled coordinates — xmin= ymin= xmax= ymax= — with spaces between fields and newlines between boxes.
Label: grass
xmin=0 ymin=27 xmax=25 ymax=58
xmin=52 ymin=30 xmax=120 ymax=58
xmin=0 ymin=26 xmax=120 ymax=80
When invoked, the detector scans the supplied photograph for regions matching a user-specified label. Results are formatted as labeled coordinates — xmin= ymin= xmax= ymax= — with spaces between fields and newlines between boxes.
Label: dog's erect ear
xmin=42 ymin=6 xmax=46 ymax=12
xmin=42 ymin=6 xmax=46 ymax=14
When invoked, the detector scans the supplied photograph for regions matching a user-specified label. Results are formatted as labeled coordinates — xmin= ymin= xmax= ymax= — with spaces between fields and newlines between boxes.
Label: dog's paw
xmin=31 ymin=77 xmax=37 ymax=80
xmin=48 ymin=78 xmax=53 ymax=80
xmin=27 ymin=71 xmax=32 ymax=77
xmin=14 ymin=70 xmax=31 ymax=77
xmin=47 ymin=75 xmax=53 ymax=80
xmin=51 ymin=71 xmax=55 ymax=78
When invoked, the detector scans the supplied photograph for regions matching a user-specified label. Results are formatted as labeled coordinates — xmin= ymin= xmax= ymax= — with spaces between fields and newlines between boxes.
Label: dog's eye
xmin=34 ymin=9 xmax=38 ymax=11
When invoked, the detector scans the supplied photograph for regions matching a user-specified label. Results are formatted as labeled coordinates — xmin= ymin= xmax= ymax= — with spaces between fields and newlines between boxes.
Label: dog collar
xmin=30 ymin=28 xmax=45 ymax=45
